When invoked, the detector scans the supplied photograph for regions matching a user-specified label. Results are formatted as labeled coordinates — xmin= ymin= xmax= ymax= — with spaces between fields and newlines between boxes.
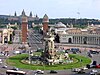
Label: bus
xmin=6 ymin=70 xmax=26 ymax=75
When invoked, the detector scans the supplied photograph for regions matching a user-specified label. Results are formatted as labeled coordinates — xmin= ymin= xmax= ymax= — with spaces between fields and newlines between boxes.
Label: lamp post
xmin=27 ymin=32 xmax=31 ymax=64
xmin=28 ymin=47 xmax=31 ymax=64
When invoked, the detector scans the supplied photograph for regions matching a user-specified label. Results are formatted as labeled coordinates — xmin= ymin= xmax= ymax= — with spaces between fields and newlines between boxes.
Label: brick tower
xmin=21 ymin=10 xmax=28 ymax=44
xmin=43 ymin=14 xmax=49 ymax=36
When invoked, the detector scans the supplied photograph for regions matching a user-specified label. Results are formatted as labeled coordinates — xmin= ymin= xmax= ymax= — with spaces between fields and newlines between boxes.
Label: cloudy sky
xmin=0 ymin=0 xmax=100 ymax=19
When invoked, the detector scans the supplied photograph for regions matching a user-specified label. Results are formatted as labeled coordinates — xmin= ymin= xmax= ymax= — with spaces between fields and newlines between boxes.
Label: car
xmin=89 ymin=50 xmax=99 ymax=54
xmin=0 ymin=53 xmax=4 ymax=56
xmin=77 ymin=69 xmax=85 ymax=74
xmin=90 ymin=72 xmax=96 ymax=75
xmin=0 ymin=59 xmax=2 ymax=64
xmin=82 ymin=67 xmax=88 ymax=70
xmin=72 ymin=68 xmax=81 ymax=72
xmin=21 ymin=50 xmax=26 ymax=53
xmin=65 ymin=50 xmax=69 ymax=53
xmin=92 ymin=61 xmax=97 ymax=66
xmin=13 ymin=51 xmax=21 ymax=54
xmin=50 ymin=70 xmax=57 ymax=73
xmin=86 ymin=64 xmax=96 ymax=69
xmin=89 ymin=61 xmax=97 ymax=68
xmin=96 ymin=64 xmax=100 ymax=68
xmin=92 ymin=69 xmax=96 ymax=72
xmin=2 ymin=65 xmax=7 ymax=68
xmin=90 ymin=69 xmax=98 ymax=75
xmin=35 ymin=70 xmax=44 ymax=74
xmin=0 ymin=61 xmax=2 ymax=64
xmin=36 ymin=48 xmax=43 ymax=52
xmin=72 ymin=51 xmax=77 ymax=54
xmin=88 ymin=53 xmax=93 ymax=58
xmin=70 ymin=48 xmax=80 ymax=52
xmin=11 ymin=67 xmax=19 ymax=71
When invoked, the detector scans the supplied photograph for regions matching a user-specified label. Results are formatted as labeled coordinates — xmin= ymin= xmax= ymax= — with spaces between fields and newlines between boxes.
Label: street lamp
xmin=27 ymin=33 xmax=31 ymax=64
xmin=28 ymin=47 xmax=31 ymax=64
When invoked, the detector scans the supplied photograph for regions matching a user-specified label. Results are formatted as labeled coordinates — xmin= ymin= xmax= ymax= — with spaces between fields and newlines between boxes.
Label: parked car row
xmin=35 ymin=69 xmax=57 ymax=74
xmin=72 ymin=67 xmax=99 ymax=75
xmin=89 ymin=50 xmax=99 ymax=54
xmin=86 ymin=61 xmax=100 ymax=69
xmin=65 ymin=48 xmax=81 ymax=54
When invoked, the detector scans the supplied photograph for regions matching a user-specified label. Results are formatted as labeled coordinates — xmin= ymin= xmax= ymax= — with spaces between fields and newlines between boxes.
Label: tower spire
xmin=22 ymin=9 xmax=26 ymax=16
xmin=14 ymin=11 xmax=17 ymax=16
xmin=29 ymin=11 xmax=32 ymax=17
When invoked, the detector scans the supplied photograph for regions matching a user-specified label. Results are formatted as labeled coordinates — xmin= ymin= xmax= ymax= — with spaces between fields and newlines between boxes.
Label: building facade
xmin=0 ymin=28 xmax=13 ymax=44
xmin=56 ymin=25 xmax=100 ymax=45
xmin=8 ymin=10 xmax=39 ymax=22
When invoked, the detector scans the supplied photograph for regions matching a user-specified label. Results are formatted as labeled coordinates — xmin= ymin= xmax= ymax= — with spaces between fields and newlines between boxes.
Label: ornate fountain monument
xmin=41 ymin=31 xmax=70 ymax=65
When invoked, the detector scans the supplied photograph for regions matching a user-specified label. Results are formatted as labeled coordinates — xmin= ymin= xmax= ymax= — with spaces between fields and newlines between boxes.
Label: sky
xmin=0 ymin=0 xmax=100 ymax=19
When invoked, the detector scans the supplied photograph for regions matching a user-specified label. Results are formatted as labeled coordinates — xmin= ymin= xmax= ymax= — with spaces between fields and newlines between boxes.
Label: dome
xmin=55 ymin=22 xmax=66 ymax=28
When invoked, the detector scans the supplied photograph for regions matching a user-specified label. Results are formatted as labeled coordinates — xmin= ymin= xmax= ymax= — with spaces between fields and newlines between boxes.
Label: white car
xmin=90 ymin=69 xmax=98 ymax=75
xmin=35 ymin=70 xmax=44 ymax=74
xmin=0 ymin=53 xmax=4 ymax=56
xmin=82 ymin=67 xmax=88 ymax=70
xmin=72 ymin=68 xmax=81 ymax=72
xmin=91 ymin=69 xmax=97 ymax=73
xmin=13 ymin=51 xmax=21 ymax=54
xmin=0 ymin=59 xmax=2 ymax=64
xmin=2 ymin=65 xmax=7 ymax=68
xmin=0 ymin=61 xmax=2 ymax=64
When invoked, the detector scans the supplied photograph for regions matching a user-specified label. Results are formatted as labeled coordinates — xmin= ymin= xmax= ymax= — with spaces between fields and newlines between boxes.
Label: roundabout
xmin=6 ymin=54 xmax=91 ymax=70
xmin=5 ymin=31 xmax=91 ymax=71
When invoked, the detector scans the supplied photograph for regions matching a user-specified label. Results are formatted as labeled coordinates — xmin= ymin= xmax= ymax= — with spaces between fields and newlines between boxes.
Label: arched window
xmin=4 ymin=37 xmax=8 ymax=43
xmin=68 ymin=38 xmax=72 ymax=43
xmin=83 ymin=37 xmax=87 ymax=44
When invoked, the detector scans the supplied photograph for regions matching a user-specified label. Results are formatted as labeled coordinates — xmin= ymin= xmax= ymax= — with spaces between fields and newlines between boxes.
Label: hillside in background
xmin=0 ymin=14 xmax=100 ymax=29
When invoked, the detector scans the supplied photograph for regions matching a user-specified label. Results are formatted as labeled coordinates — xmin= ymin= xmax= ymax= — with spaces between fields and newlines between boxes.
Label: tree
xmin=55 ymin=34 xmax=60 ymax=43
xmin=8 ymin=41 xmax=12 ymax=44
xmin=11 ymin=26 xmax=17 ymax=30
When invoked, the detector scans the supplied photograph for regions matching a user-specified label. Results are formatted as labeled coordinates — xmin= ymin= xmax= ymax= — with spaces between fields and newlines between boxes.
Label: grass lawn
xmin=6 ymin=54 xmax=91 ymax=70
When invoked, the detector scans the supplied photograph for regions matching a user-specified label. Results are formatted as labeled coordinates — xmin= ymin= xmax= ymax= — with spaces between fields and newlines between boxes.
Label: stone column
xmin=91 ymin=37 xmax=93 ymax=45
xmin=76 ymin=36 xmax=78 ymax=44
xmin=99 ymin=37 xmax=100 ymax=45
xmin=73 ymin=36 xmax=75 ymax=44
xmin=97 ymin=37 xmax=99 ymax=45
xmin=74 ymin=36 xmax=76 ymax=44
xmin=95 ymin=37 xmax=97 ymax=45
xmin=79 ymin=36 xmax=81 ymax=44
xmin=87 ymin=37 xmax=88 ymax=44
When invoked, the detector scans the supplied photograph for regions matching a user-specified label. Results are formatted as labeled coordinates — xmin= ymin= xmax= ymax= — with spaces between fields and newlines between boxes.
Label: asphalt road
xmin=28 ymin=30 xmax=44 ymax=51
